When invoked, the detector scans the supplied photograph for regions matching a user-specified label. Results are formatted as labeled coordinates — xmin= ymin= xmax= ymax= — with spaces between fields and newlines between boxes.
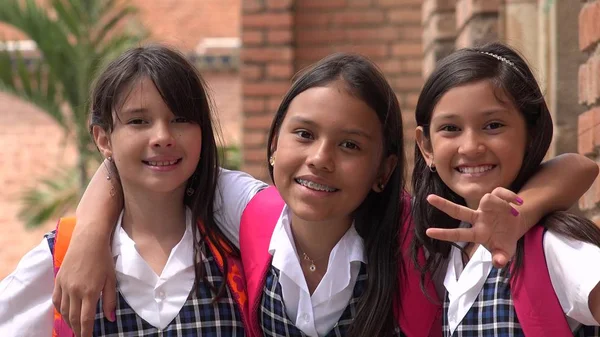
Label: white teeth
xmin=147 ymin=160 xmax=178 ymax=166
xmin=296 ymin=179 xmax=337 ymax=192
xmin=458 ymin=165 xmax=494 ymax=174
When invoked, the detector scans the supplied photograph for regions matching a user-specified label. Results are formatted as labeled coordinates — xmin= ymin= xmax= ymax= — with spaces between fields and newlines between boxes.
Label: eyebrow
xmin=433 ymin=108 xmax=508 ymax=120
xmin=288 ymin=115 xmax=372 ymax=140
xmin=120 ymin=107 xmax=149 ymax=115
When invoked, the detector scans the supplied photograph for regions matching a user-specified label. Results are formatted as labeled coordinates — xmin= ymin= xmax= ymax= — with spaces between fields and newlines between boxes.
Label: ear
xmin=372 ymin=154 xmax=398 ymax=192
xmin=415 ymin=126 xmax=434 ymax=167
xmin=92 ymin=125 xmax=112 ymax=159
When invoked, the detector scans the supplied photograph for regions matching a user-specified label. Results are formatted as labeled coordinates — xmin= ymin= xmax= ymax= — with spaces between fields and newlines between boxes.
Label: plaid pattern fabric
xmin=46 ymin=230 xmax=245 ymax=337
xmin=443 ymin=267 xmax=524 ymax=337
xmin=260 ymin=263 xmax=404 ymax=337
xmin=442 ymin=266 xmax=600 ymax=337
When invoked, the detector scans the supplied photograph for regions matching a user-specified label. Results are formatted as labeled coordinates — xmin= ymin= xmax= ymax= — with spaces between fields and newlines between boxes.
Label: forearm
xmin=515 ymin=153 xmax=598 ymax=237
xmin=73 ymin=159 xmax=123 ymax=244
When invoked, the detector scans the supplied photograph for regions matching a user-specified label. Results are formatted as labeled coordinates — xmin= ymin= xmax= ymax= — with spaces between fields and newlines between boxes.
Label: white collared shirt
xmin=214 ymin=169 xmax=367 ymax=337
xmin=444 ymin=228 xmax=600 ymax=335
xmin=0 ymin=208 xmax=196 ymax=336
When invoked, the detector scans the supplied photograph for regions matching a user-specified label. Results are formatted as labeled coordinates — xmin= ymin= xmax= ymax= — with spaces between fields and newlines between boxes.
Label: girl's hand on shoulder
xmin=52 ymin=224 xmax=116 ymax=337
xmin=424 ymin=187 xmax=524 ymax=268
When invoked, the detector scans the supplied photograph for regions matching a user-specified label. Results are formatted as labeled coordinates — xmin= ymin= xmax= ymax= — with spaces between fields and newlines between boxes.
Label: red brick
xmin=296 ymin=0 xmax=347 ymax=9
xmin=242 ymin=64 xmax=264 ymax=80
xmin=243 ymin=13 xmax=293 ymax=28
xmin=388 ymin=8 xmax=422 ymax=24
xmin=242 ymin=0 xmax=265 ymax=13
xmin=242 ymin=30 xmax=264 ymax=46
xmin=296 ymin=13 xmax=332 ymax=26
xmin=375 ymin=0 xmax=421 ymax=7
xmin=242 ymin=47 xmax=293 ymax=62
xmin=244 ymin=113 xmax=276 ymax=129
xmin=240 ymin=162 xmax=270 ymax=182
xmin=397 ymin=25 xmax=424 ymax=40
xmin=579 ymin=129 xmax=594 ymax=156
xmin=423 ymin=11 xmax=456 ymax=51
xmin=402 ymin=59 xmax=423 ymax=73
xmin=244 ymin=148 xmax=267 ymax=162
xmin=244 ymin=131 xmax=268 ymax=147
xmin=579 ymin=62 xmax=589 ymax=105
xmin=345 ymin=44 xmax=389 ymax=58
xmin=297 ymin=29 xmax=347 ymax=44
xmin=267 ymin=30 xmax=294 ymax=44
xmin=346 ymin=27 xmax=400 ymax=41
xmin=379 ymin=59 xmax=404 ymax=74
xmin=391 ymin=75 xmax=424 ymax=91
xmin=579 ymin=2 xmax=600 ymax=52
xmin=266 ymin=64 xmax=294 ymax=79
xmin=296 ymin=46 xmax=335 ymax=63
xmin=243 ymin=82 xmax=290 ymax=96
xmin=422 ymin=0 xmax=457 ymax=23
xmin=266 ymin=0 xmax=293 ymax=10
xmin=332 ymin=10 xmax=385 ymax=25
xmin=243 ymin=97 xmax=267 ymax=114
xmin=456 ymin=0 xmax=501 ymax=30
xmin=391 ymin=42 xmax=423 ymax=57
xmin=267 ymin=97 xmax=284 ymax=111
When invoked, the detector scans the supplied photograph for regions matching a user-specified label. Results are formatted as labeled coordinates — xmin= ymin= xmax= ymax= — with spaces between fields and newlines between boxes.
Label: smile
xmin=295 ymin=178 xmax=338 ymax=192
xmin=142 ymin=159 xmax=182 ymax=167
xmin=456 ymin=165 xmax=495 ymax=174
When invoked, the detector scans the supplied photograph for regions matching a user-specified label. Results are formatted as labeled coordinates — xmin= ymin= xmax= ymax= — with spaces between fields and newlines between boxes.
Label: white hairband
xmin=479 ymin=51 xmax=516 ymax=69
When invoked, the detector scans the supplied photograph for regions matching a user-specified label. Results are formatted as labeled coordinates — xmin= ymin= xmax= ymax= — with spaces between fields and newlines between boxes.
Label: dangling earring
xmin=269 ymin=155 xmax=275 ymax=167
xmin=186 ymin=175 xmax=197 ymax=196
xmin=429 ymin=162 xmax=436 ymax=173
xmin=106 ymin=156 xmax=113 ymax=180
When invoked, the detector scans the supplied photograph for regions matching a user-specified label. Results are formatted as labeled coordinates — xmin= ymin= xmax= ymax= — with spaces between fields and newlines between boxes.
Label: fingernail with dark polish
xmin=110 ymin=311 xmax=116 ymax=321
xmin=510 ymin=207 xmax=519 ymax=217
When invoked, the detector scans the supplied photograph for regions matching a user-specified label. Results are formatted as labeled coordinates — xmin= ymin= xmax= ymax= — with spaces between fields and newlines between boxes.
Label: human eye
xmin=127 ymin=118 xmax=147 ymax=125
xmin=484 ymin=122 xmax=505 ymax=130
xmin=173 ymin=117 xmax=193 ymax=124
xmin=438 ymin=124 xmax=460 ymax=132
xmin=340 ymin=141 xmax=359 ymax=150
xmin=294 ymin=130 xmax=313 ymax=140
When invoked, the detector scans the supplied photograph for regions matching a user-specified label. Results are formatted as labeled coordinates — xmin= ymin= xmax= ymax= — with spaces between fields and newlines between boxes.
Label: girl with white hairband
xmin=412 ymin=42 xmax=600 ymax=336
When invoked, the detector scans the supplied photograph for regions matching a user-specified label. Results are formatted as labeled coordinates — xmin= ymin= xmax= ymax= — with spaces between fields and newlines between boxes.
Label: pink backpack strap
xmin=239 ymin=186 xmax=285 ymax=337
xmin=396 ymin=192 xmax=442 ymax=337
xmin=510 ymin=225 xmax=572 ymax=336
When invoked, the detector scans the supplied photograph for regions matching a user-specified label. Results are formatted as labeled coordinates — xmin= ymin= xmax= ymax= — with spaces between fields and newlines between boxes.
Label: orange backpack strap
xmin=198 ymin=221 xmax=249 ymax=328
xmin=51 ymin=217 xmax=76 ymax=337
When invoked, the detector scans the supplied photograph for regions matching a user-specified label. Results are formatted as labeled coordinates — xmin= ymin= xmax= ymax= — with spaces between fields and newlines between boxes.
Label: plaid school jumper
xmin=49 ymin=217 xmax=248 ymax=337
xmin=442 ymin=225 xmax=600 ymax=337
xmin=240 ymin=186 xmax=442 ymax=337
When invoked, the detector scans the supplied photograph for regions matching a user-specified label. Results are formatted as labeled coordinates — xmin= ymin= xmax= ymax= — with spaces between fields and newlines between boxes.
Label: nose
xmin=306 ymin=140 xmax=335 ymax=172
xmin=458 ymin=130 xmax=485 ymax=156
xmin=151 ymin=122 xmax=175 ymax=148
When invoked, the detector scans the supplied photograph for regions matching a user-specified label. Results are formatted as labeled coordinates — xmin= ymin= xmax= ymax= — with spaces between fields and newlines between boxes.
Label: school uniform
xmin=214 ymin=169 xmax=440 ymax=337
xmin=442 ymin=223 xmax=600 ymax=337
xmin=0 ymin=207 xmax=246 ymax=337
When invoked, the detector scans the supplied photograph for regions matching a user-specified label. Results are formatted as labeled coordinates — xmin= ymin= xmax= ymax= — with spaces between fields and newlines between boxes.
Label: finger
xmin=102 ymin=274 xmax=117 ymax=322
xmin=52 ymin=281 xmax=63 ymax=312
xmin=479 ymin=193 xmax=517 ymax=217
xmin=426 ymin=227 xmax=477 ymax=244
xmin=490 ymin=187 xmax=523 ymax=206
xmin=69 ymin=295 xmax=82 ymax=337
xmin=80 ymin=298 xmax=97 ymax=337
xmin=59 ymin=290 xmax=71 ymax=329
xmin=427 ymin=194 xmax=477 ymax=224
xmin=491 ymin=249 xmax=510 ymax=269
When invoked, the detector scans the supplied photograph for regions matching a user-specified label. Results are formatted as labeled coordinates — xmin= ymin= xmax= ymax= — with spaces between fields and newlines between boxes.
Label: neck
xmin=121 ymin=185 xmax=188 ymax=244
xmin=290 ymin=213 xmax=353 ymax=263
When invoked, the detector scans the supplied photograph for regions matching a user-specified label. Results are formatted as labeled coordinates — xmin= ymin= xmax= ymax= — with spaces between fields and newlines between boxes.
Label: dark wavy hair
xmin=411 ymin=42 xmax=600 ymax=293
xmin=89 ymin=44 xmax=236 ymax=298
xmin=266 ymin=53 xmax=407 ymax=337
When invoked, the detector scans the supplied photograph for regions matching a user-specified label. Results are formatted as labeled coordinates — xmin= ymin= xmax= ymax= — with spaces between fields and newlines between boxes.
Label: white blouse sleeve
xmin=544 ymin=230 xmax=600 ymax=326
xmin=214 ymin=168 xmax=269 ymax=248
xmin=0 ymin=238 xmax=55 ymax=336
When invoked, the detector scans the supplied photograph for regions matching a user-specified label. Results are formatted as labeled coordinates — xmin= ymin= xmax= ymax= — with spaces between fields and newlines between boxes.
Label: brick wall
xmin=578 ymin=1 xmax=600 ymax=221
xmin=241 ymin=0 xmax=424 ymax=181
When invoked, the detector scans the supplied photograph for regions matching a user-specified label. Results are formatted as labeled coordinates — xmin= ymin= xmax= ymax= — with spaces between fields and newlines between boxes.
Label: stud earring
xmin=377 ymin=182 xmax=385 ymax=191
xmin=269 ymin=155 xmax=275 ymax=167
xmin=429 ymin=163 xmax=436 ymax=173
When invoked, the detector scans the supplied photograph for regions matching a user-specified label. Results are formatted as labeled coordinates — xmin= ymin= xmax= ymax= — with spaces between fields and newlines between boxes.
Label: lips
xmin=295 ymin=178 xmax=338 ymax=192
